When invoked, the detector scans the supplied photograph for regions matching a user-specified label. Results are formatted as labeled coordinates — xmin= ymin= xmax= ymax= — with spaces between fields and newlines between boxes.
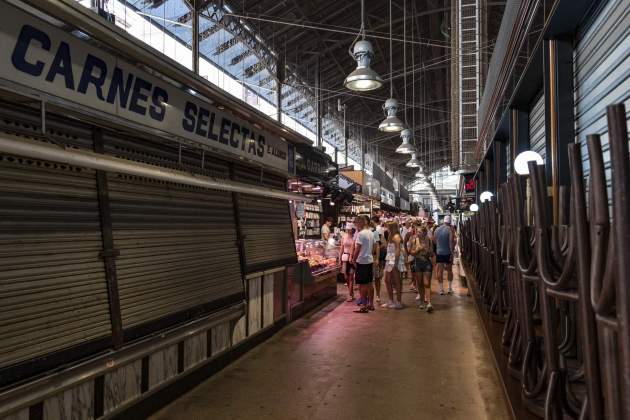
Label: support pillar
xmin=543 ymin=38 xmax=574 ymax=224
xmin=192 ymin=0 xmax=199 ymax=74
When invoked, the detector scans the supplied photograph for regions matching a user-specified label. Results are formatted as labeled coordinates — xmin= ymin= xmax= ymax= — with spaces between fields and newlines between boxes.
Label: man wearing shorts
xmin=434 ymin=215 xmax=455 ymax=295
xmin=351 ymin=215 xmax=375 ymax=313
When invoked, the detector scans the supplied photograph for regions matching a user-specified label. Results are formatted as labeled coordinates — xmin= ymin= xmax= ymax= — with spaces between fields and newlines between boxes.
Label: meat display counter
xmin=287 ymin=239 xmax=340 ymax=320
xmin=295 ymin=239 xmax=340 ymax=275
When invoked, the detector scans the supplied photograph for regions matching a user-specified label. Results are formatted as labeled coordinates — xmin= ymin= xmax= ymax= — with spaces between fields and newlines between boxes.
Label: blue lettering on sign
xmin=45 ymin=41 xmax=74 ymax=89
xmin=11 ymin=25 xmax=50 ymax=76
xmin=10 ymin=24 xmax=170 ymax=123
xmin=181 ymin=100 xmax=266 ymax=159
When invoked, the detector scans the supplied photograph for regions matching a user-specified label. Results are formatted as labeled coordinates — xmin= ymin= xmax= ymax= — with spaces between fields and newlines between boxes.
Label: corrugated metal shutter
xmin=574 ymin=0 xmax=630 ymax=206
xmin=0 ymin=149 xmax=112 ymax=371
xmin=529 ymin=92 xmax=546 ymax=161
xmin=233 ymin=165 xmax=295 ymax=273
xmin=104 ymin=135 xmax=244 ymax=339
xmin=233 ymin=164 xmax=287 ymax=189
xmin=239 ymin=194 xmax=296 ymax=273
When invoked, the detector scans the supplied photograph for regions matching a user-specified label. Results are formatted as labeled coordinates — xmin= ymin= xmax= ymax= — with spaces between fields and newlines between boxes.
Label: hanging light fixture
xmin=379 ymin=0 xmax=404 ymax=133
xmin=470 ymin=203 xmax=479 ymax=212
xmin=396 ymin=128 xmax=415 ymax=154
xmin=406 ymin=152 xmax=421 ymax=168
xmin=344 ymin=0 xmax=383 ymax=91
xmin=379 ymin=98 xmax=405 ymax=132
xmin=396 ymin=0 xmax=413 ymax=150
xmin=480 ymin=191 xmax=494 ymax=202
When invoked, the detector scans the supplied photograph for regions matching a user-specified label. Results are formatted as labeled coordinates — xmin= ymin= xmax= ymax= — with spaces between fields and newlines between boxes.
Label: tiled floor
xmin=150 ymin=267 xmax=512 ymax=420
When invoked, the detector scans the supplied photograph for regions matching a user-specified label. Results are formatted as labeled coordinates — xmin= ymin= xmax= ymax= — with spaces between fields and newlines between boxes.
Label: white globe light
xmin=479 ymin=191 xmax=494 ymax=203
xmin=470 ymin=203 xmax=479 ymax=212
xmin=514 ymin=150 xmax=543 ymax=175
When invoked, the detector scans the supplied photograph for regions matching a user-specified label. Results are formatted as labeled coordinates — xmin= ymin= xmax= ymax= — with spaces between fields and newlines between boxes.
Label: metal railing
xmin=461 ymin=103 xmax=629 ymax=419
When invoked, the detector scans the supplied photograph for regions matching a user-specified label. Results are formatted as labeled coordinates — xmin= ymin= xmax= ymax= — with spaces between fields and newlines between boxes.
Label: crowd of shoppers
xmin=344 ymin=214 xmax=459 ymax=314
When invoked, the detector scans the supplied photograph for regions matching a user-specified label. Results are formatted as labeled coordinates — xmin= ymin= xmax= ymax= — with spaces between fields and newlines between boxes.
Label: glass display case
xmin=295 ymin=239 xmax=340 ymax=275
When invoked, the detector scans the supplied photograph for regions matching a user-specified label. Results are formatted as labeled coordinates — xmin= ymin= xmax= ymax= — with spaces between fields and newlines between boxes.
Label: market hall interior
xmin=0 ymin=0 xmax=629 ymax=419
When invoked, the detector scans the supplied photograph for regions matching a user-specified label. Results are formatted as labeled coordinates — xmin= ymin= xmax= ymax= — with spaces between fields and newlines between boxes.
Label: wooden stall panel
xmin=232 ymin=316 xmax=246 ymax=345
xmin=211 ymin=322 xmax=231 ymax=355
xmin=148 ymin=345 xmax=178 ymax=390
xmin=263 ymin=273 xmax=274 ymax=329
xmin=104 ymin=361 xmax=142 ymax=415
xmin=184 ymin=333 xmax=207 ymax=370
xmin=43 ymin=381 xmax=93 ymax=420
xmin=247 ymin=276 xmax=262 ymax=336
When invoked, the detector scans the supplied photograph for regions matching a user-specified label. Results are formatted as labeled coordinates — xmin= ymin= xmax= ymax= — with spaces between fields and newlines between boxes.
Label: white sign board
xmin=0 ymin=3 xmax=289 ymax=172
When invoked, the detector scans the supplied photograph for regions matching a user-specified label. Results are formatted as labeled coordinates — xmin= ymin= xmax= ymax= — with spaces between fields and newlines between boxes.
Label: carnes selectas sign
xmin=0 ymin=3 xmax=289 ymax=173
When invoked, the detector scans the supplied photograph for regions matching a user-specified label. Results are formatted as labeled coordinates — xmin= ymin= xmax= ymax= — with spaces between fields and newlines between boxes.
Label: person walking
xmin=414 ymin=225 xmax=435 ymax=312
xmin=339 ymin=223 xmax=356 ymax=302
xmin=434 ymin=215 xmax=456 ymax=295
xmin=370 ymin=218 xmax=381 ymax=300
xmin=351 ymin=216 xmax=375 ymax=313
xmin=381 ymin=221 xmax=405 ymax=309
xmin=375 ymin=226 xmax=389 ymax=303
xmin=407 ymin=223 xmax=422 ymax=302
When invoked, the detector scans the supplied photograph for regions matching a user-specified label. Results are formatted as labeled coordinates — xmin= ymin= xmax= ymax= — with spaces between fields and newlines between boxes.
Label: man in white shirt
xmin=321 ymin=217 xmax=332 ymax=241
xmin=351 ymin=215 xmax=375 ymax=313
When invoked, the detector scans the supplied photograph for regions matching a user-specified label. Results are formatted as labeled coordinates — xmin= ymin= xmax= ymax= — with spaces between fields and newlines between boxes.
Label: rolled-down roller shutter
xmin=233 ymin=165 xmax=296 ymax=273
xmin=574 ymin=0 xmax=630 ymax=206
xmin=103 ymin=134 xmax=244 ymax=340
xmin=529 ymin=92 xmax=546 ymax=161
xmin=0 ymin=151 xmax=112 ymax=383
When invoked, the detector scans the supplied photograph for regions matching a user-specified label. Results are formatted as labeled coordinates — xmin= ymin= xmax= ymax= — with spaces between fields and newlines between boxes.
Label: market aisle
xmin=150 ymin=269 xmax=512 ymax=420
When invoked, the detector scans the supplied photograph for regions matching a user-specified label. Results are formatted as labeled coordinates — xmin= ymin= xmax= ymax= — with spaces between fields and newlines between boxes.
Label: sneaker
xmin=394 ymin=301 xmax=404 ymax=309
xmin=439 ymin=290 xmax=445 ymax=295
xmin=415 ymin=294 xmax=421 ymax=301
xmin=426 ymin=303 xmax=434 ymax=313
xmin=381 ymin=301 xmax=393 ymax=308
xmin=387 ymin=301 xmax=398 ymax=309
xmin=376 ymin=296 xmax=381 ymax=303
xmin=418 ymin=303 xmax=425 ymax=310
xmin=447 ymin=289 xmax=453 ymax=295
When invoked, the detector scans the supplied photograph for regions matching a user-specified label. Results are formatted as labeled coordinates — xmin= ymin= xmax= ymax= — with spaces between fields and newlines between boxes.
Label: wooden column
xmin=544 ymin=38 xmax=574 ymax=224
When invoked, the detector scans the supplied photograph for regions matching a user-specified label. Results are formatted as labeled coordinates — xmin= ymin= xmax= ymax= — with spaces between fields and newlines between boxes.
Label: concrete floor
xmin=150 ymin=269 xmax=512 ymax=420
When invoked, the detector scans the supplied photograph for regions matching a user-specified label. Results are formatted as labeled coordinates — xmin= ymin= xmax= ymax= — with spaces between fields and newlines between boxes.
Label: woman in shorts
xmin=414 ymin=226 xmax=435 ymax=312
xmin=381 ymin=222 xmax=405 ymax=309
xmin=339 ymin=224 xmax=356 ymax=302
xmin=407 ymin=223 xmax=423 ymax=302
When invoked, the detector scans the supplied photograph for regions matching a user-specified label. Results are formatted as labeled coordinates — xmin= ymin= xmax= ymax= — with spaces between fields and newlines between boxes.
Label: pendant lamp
xmin=396 ymin=129 xmax=415 ymax=154
xmin=378 ymin=0 xmax=404 ymax=133
xmin=379 ymin=98 xmax=405 ymax=132
xmin=406 ymin=152 xmax=421 ymax=168
xmin=344 ymin=0 xmax=383 ymax=91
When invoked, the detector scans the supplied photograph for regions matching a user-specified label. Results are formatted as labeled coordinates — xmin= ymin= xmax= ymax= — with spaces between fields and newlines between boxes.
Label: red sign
xmin=464 ymin=175 xmax=476 ymax=193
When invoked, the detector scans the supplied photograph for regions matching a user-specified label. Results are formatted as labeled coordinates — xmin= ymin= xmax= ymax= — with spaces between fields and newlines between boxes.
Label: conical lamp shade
xmin=344 ymin=40 xmax=383 ymax=91
xmin=406 ymin=153 xmax=421 ymax=168
xmin=379 ymin=98 xmax=404 ymax=132
xmin=395 ymin=129 xmax=415 ymax=154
